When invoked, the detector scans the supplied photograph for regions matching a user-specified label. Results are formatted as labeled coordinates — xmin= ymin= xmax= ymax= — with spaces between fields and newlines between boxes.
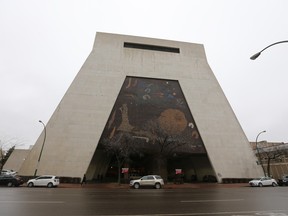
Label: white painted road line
xmin=181 ymin=199 xmax=244 ymax=203
xmin=0 ymin=201 xmax=64 ymax=204
xmin=102 ymin=210 xmax=288 ymax=216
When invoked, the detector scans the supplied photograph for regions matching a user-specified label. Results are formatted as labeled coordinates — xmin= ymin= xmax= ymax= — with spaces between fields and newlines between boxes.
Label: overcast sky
xmin=1 ymin=0 xmax=287 ymax=149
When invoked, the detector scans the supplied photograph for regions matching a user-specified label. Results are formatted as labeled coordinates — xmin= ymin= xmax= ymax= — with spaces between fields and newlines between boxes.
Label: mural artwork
xmin=100 ymin=76 xmax=206 ymax=154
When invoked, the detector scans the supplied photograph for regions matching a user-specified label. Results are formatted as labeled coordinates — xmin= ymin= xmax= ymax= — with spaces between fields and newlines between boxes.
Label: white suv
xmin=130 ymin=175 xmax=164 ymax=189
xmin=27 ymin=175 xmax=60 ymax=188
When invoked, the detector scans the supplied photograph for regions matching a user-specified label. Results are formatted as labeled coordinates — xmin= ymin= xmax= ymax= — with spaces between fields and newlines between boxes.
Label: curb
xmin=58 ymin=183 xmax=248 ymax=189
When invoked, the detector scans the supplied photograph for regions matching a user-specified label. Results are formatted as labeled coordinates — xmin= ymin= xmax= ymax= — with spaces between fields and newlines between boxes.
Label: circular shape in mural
xmin=158 ymin=109 xmax=187 ymax=135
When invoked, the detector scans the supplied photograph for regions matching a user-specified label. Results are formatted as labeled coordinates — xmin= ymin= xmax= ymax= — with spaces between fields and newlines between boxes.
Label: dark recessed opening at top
xmin=124 ymin=42 xmax=180 ymax=53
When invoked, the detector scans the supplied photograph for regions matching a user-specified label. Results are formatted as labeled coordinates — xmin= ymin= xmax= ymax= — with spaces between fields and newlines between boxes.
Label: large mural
xmin=100 ymin=76 xmax=206 ymax=154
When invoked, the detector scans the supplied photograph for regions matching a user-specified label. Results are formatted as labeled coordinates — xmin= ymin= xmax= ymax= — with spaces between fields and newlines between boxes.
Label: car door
xmin=144 ymin=176 xmax=155 ymax=186
xmin=266 ymin=177 xmax=273 ymax=186
xmin=262 ymin=177 xmax=271 ymax=186
xmin=148 ymin=176 xmax=156 ymax=186
xmin=35 ymin=176 xmax=48 ymax=186
xmin=140 ymin=176 xmax=149 ymax=186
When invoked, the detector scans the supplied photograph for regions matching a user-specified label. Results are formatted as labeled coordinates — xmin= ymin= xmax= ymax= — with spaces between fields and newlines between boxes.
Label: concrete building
xmin=3 ymin=149 xmax=30 ymax=173
xmin=250 ymin=141 xmax=288 ymax=180
xmin=19 ymin=32 xmax=262 ymax=183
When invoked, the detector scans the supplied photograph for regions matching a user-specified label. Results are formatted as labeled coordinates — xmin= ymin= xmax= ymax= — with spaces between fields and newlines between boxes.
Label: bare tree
xmin=258 ymin=143 xmax=288 ymax=177
xmin=143 ymin=119 xmax=191 ymax=179
xmin=0 ymin=146 xmax=15 ymax=171
xmin=0 ymin=137 xmax=25 ymax=171
xmin=101 ymin=132 xmax=137 ymax=184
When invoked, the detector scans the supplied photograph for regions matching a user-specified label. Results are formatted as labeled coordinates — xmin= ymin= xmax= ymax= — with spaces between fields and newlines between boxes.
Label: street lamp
xmin=255 ymin=130 xmax=266 ymax=176
xmin=34 ymin=120 xmax=46 ymax=176
xmin=250 ymin=40 xmax=288 ymax=60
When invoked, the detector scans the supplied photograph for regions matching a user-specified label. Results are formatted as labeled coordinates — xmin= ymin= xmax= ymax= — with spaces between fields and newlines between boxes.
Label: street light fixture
xmin=250 ymin=40 xmax=288 ymax=60
xmin=255 ymin=130 xmax=266 ymax=176
xmin=34 ymin=120 xmax=46 ymax=176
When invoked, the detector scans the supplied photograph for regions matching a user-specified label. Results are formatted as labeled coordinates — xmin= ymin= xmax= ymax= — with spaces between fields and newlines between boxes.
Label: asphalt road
xmin=1 ymin=186 xmax=288 ymax=216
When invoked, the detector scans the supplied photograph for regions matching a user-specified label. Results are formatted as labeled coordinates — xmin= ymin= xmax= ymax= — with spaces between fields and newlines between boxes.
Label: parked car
xmin=27 ymin=175 xmax=60 ymax=188
xmin=1 ymin=169 xmax=17 ymax=176
xmin=129 ymin=173 xmax=142 ymax=181
xmin=278 ymin=175 xmax=288 ymax=186
xmin=0 ymin=175 xmax=24 ymax=187
xmin=249 ymin=177 xmax=278 ymax=187
xmin=130 ymin=175 xmax=164 ymax=189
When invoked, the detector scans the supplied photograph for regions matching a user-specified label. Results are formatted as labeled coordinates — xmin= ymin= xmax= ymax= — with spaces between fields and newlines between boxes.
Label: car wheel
xmin=28 ymin=182 xmax=34 ymax=187
xmin=155 ymin=183 xmax=161 ymax=189
xmin=47 ymin=183 xmax=53 ymax=188
xmin=134 ymin=183 xmax=140 ymax=189
xmin=272 ymin=182 xmax=277 ymax=187
xmin=7 ymin=182 xmax=13 ymax=187
xmin=258 ymin=183 xmax=263 ymax=187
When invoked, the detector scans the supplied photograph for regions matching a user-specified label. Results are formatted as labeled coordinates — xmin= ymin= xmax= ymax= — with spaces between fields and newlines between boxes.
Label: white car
xmin=130 ymin=175 xmax=164 ymax=189
xmin=27 ymin=175 xmax=60 ymax=188
xmin=1 ymin=169 xmax=17 ymax=176
xmin=249 ymin=177 xmax=278 ymax=187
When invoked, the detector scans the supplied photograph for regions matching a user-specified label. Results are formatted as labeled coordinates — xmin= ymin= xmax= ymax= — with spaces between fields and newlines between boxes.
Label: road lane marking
xmin=181 ymin=199 xmax=244 ymax=203
xmin=100 ymin=210 xmax=288 ymax=216
xmin=0 ymin=201 xmax=64 ymax=204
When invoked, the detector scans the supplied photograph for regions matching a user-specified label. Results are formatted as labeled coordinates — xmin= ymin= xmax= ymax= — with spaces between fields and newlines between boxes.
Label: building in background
xmin=250 ymin=141 xmax=288 ymax=180
xmin=18 ymin=32 xmax=263 ymax=183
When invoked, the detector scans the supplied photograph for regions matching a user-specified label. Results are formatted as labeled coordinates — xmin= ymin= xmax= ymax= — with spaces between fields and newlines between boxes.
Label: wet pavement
xmin=1 ymin=183 xmax=288 ymax=216
xmin=59 ymin=182 xmax=249 ymax=189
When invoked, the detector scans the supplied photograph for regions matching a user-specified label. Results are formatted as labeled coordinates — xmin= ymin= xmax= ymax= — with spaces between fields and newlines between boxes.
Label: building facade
xmin=250 ymin=141 xmax=288 ymax=180
xmin=19 ymin=32 xmax=262 ymax=183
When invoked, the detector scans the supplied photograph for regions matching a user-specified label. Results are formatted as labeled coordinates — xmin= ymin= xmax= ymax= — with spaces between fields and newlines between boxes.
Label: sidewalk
xmin=59 ymin=182 xmax=248 ymax=189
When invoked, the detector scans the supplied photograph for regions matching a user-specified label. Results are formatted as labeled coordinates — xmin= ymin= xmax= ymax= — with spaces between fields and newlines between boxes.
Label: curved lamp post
xmin=34 ymin=120 xmax=47 ymax=176
xmin=250 ymin=40 xmax=288 ymax=60
xmin=255 ymin=130 xmax=266 ymax=176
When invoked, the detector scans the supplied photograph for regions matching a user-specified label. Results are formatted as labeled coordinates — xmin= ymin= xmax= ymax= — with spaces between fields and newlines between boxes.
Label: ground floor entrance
xmin=86 ymin=150 xmax=216 ymax=183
